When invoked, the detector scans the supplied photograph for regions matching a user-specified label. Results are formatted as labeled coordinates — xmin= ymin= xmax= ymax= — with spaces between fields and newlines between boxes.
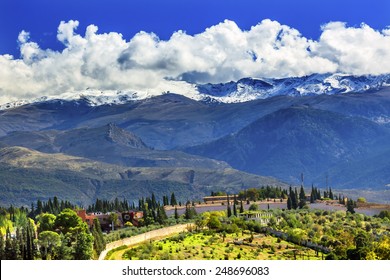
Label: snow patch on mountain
xmin=197 ymin=73 xmax=390 ymax=103
xmin=0 ymin=81 xmax=201 ymax=110
xmin=1 ymin=73 xmax=389 ymax=110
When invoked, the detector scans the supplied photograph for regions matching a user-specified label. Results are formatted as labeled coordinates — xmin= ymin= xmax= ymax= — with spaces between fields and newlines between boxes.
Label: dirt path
xmin=99 ymin=223 xmax=195 ymax=260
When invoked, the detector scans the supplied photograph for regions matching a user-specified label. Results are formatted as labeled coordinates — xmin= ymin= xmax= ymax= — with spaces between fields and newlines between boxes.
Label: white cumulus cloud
xmin=0 ymin=19 xmax=389 ymax=104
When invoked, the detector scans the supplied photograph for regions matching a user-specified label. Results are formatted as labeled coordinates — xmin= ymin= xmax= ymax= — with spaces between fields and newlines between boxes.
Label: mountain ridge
xmin=0 ymin=123 xmax=230 ymax=169
xmin=1 ymin=77 xmax=390 ymax=204
xmin=0 ymin=146 xmax=286 ymax=206
xmin=1 ymin=73 xmax=389 ymax=110
xmin=184 ymin=106 xmax=390 ymax=188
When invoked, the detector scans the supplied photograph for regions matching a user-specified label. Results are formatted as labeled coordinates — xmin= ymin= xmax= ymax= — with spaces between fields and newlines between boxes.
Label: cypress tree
xmin=25 ymin=225 xmax=33 ymax=259
xmin=239 ymin=200 xmax=244 ymax=213
xmin=28 ymin=219 xmax=37 ymax=259
xmin=347 ymin=199 xmax=356 ymax=214
xmin=5 ymin=227 xmax=14 ymax=259
xmin=227 ymin=195 xmax=232 ymax=217
xmin=310 ymin=192 xmax=315 ymax=204
xmin=151 ymin=207 xmax=157 ymax=222
xmin=184 ymin=203 xmax=191 ymax=219
xmin=324 ymin=190 xmax=328 ymax=199
xmin=16 ymin=228 xmax=25 ymax=260
xmin=174 ymin=206 xmax=179 ymax=220
xmin=73 ymin=232 xmax=93 ymax=260
xmin=287 ymin=196 xmax=292 ymax=210
xmin=29 ymin=203 xmax=35 ymax=219
xmin=233 ymin=196 xmax=237 ymax=217
xmin=184 ymin=203 xmax=197 ymax=220
xmin=162 ymin=196 xmax=168 ymax=206
xmin=312 ymin=188 xmax=316 ymax=200
xmin=0 ymin=231 xmax=5 ymax=260
xmin=53 ymin=197 xmax=60 ymax=215
xmin=170 ymin=193 xmax=177 ymax=206
xmin=290 ymin=188 xmax=298 ymax=210
xmin=91 ymin=219 xmax=105 ymax=256
xmin=11 ymin=237 xmax=21 ymax=260
xmin=151 ymin=193 xmax=157 ymax=209
xmin=156 ymin=206 xmax=168 ymax=225
xmin=299 ymin=186 xmax=306 ymax=200
xmin=299 ymin=186 xmax=306 ymax=208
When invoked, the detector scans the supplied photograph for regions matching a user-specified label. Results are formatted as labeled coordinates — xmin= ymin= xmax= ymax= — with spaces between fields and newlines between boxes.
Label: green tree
xmin=184 ymin=203 xmax=197 ymax=220
xmin=310 ymin=185 xmax=315 ymax=203
xmin=375 ymin=235 xmax=390 ymax=260
xmin=207 ymin=215 xmax=222 ymax=230
xmin=174 ymin=206 xmax=179 ymax=220
xmin=298 ymin=186 xmax=306 ymax=209
xmin=38 ymin=231 xmax=61 ymax=260
xmin=347 ymin=231 xmax=372 ymax=260
xmin=91 ymin=219 xmax=105 ymax=257
xmin=329 ymin=187 xmax=334 ymax=200
xmin=347 ymin=199 xmax=356 ymax=214
xmin=55 ymin=209 xmax=83 ymax=234
xmin=108 ymin=212 xmax=120 ymax=231
xmin=287 ymin=196 xmax=292 ymax=210
xmin=170 ymin=192 xmax=177 ymax=206
xmin=4 ymin=227 xmax=19 ymax=260
xmin=73 ymin=231 xmax=93 ymax=260
xmin=151 ymin=193 xmax=157 ymax=209
xmin=357 ymin=197 xmax=367 ymax=204
xmin=163 ymin=195 xmax=169 ymax=206
xmin=156 ymin=206 xmax=168 ymax=225
xmin=16 ymin=228 xmax=25 ymax=260
xmin=378 ymin=210 xmax=390 ymax=219
xmin=142 ymin=204 xmax=154 ymax=226
xmin=246 ymin=188 xmax=258 ymax=201
xmin=36 ymin=213 xmax=56 ymax=232
xmin=292 ymin=188 xmax=298 ymax=209
xmin=195 ymin=217 xmax=205 ymax=231
xmin=239 ymin=200 xmax=244 ymax=213
xmin=248 ymin=203 xmax=258 ymax=211
xmin=227 ymin=195 xmax=232 ymax=217
xmin=25 ymin=219 xmax=36 ymax=260
xmin=53 ymin=208 xmax=92 ymax=260
xmin=0 ymin=231 xmax=5 ymax=260
xmin=55 ymin=234 xmax=73 ymax=260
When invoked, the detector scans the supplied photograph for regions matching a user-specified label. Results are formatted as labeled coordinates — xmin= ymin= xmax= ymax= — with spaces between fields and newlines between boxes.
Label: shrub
xmin=357 ymin=197 xmax=367 ymax=203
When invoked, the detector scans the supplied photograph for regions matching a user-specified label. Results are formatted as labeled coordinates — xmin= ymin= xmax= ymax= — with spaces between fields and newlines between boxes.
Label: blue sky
xmin=0 ymin=0 xmax=389 ymax=103
xmin=1 ymin=0 xmax=389 ymax=56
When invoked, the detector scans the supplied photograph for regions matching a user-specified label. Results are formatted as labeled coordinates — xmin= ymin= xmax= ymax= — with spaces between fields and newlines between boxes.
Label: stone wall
xmin=99 ymin=223 xmax=194 ymax=260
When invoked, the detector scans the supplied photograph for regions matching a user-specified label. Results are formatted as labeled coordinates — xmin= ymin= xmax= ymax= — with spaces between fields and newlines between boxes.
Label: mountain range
xmin=1 ymin=73 xmax=390 ymax=205
xmin=0 ymin=146 xmax=281 ymax=206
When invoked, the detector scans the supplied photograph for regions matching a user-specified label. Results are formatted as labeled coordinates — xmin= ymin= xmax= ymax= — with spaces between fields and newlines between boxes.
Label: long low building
xmin=203 ymin=195 xmax=238 ymax=204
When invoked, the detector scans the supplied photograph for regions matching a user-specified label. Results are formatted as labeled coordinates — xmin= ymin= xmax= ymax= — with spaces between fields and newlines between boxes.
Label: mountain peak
xmin=197 ymin=73 xmax=390 ymax=103
xmin=1 ymin=73 xmax=390 ymax=111
xmin=103 ymin=123 xmax=149 ymax=149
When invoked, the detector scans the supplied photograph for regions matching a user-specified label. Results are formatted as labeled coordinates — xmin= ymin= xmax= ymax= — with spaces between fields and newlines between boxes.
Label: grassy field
xmin=119 ymin=231 xmax=324 ymax=260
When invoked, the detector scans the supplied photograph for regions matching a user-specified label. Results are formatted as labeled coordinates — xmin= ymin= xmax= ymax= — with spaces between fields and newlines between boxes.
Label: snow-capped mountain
xmin=1 ymin=73 xmax=390 ymax=110
xmin=197 ymin=73 xmax=390 ymax=103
